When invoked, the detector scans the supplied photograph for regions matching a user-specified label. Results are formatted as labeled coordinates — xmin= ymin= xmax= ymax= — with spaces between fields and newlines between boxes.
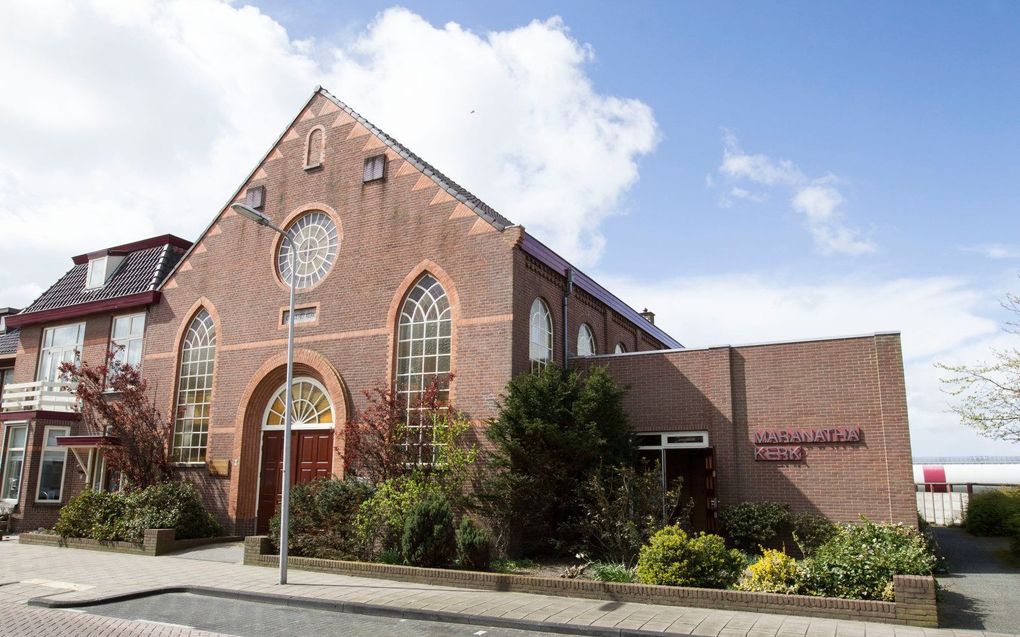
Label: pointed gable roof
xmin=317 ymin=88 xmax=513 ymax=230
xmin=161 ymin=86 xmax=681 ymax=349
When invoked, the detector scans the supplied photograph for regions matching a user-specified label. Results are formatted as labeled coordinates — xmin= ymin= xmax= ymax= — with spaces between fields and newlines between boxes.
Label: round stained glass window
xmin=278 ymin=212 xmax=339 ymax=289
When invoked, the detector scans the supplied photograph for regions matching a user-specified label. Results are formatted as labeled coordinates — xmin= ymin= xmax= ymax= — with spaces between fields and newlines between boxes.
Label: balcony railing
xmin=1 ymin=380 xmax=79 ymax=413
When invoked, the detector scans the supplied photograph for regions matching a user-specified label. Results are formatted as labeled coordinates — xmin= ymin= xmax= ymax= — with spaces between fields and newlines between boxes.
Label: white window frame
xmin=1 ymin=423 xmax=28 ymax=503
xmin=529 ymin=298 xmax=553 ymax=372
xmin=577 ymin=323 xmax=596 ymax=357
xmin=37 ymin=322 xmax=85 ymax=383
xmin=35 ymin=426 xmax=70 ymax=503
xmin=86 ymin=257 xmax=107 ymax=289
xmin=261 ymin=378 xmax=335 ymax=431
xmin=110 ymin=312 xmax=146 ymax=369
xmin=636 ymin=431 xmax=710 ymax=450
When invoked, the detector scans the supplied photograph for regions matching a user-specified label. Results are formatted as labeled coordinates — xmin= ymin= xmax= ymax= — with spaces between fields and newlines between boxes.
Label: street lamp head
xmin=230 ymin=202 xmax=272 ymax=226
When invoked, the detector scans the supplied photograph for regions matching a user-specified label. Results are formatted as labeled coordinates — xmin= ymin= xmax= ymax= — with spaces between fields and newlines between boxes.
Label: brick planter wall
xmin=19 ymin=530 xmax=241 ymax=556
xmin=244 ymin=536 xmax=938 ymax=627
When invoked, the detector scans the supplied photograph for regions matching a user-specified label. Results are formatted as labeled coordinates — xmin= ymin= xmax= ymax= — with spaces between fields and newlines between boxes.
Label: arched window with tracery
xmin=172 ymin=309 xmax=216 ymax=464
xmin=305 ymin=126 xmax=324 ymax=169
xmin=577 ymin=323 xmax=596 ymax=357
xmin=529 ymin=298 xmax=553 ymax=372
xmin=395 ymin=274 xmax=451 ymax=462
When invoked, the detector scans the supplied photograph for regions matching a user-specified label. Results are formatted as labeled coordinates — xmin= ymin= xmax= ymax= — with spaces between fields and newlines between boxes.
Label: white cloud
xmin=962 ymin=244 xmax=1020 ymax=260
xmin=599 ymin=270 xmax=1020 ymax=456
xmin=0 ymin=2 xmax=657 ymax=306
xmin=716 ymin=132 xmax=875 ymax=256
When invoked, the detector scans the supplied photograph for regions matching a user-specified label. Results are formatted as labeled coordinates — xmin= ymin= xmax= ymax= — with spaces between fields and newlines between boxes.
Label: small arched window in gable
xmin=304 ymin=126 xmax=325 ymax=170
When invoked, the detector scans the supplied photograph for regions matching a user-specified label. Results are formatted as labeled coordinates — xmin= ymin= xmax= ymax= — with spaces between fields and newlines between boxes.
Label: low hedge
xmin=965 ymin=488 xmax=1020 ymax=536
xmin=55 ymin=482 xmax=221 ymax=543
xmin=269 ymin=477 xmax=374 ymax=560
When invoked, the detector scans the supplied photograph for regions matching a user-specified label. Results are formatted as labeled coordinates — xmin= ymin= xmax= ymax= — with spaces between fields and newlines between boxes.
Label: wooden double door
xmin=256 ymin=429 xmax=333 ymax=534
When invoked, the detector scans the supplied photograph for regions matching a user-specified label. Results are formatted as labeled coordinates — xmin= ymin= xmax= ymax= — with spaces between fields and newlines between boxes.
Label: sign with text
xmin=753 ymin=427 xmax=862 ymax=461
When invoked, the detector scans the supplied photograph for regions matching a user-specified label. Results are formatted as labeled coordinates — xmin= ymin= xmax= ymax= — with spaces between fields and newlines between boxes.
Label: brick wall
xmin=576 ymin=333 xmax=917 ymax=526
xmin=141 ymin=92 xmax=520 ymax=532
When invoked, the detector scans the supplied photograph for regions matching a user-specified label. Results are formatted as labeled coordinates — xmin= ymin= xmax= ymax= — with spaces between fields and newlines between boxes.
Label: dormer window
xmin=85 ymin=255 xmax=125 ymax=290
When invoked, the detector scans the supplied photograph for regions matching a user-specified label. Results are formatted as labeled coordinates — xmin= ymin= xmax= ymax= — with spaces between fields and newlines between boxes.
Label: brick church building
xmin=0 ymin=88 xmax=917 ymax=535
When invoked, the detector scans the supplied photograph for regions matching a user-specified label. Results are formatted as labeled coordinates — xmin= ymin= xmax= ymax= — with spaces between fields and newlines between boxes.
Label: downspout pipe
xmin=563 ymin=267 xmax=574 ymax=369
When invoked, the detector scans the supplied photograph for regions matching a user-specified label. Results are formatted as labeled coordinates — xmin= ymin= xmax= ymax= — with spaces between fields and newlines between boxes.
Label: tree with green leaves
xmin=939 ymin=289 xmax=1020 ymax=444
xmin=478 ymin=364 xmax=634 ymax=555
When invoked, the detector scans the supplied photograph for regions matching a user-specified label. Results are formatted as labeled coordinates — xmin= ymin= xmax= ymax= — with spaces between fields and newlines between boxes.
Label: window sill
xmin=303 ymin=162 xmax=323 ymax=171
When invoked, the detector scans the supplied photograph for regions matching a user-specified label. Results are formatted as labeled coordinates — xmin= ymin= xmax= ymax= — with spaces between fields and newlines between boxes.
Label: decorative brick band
xmin=243 ymin=536 xmax=937 ymax=627
xmin=19 ymin=530 xmax=242 ymax=556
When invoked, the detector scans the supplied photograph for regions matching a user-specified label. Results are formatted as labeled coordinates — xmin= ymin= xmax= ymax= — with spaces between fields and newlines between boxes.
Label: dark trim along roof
xmin=521 ymin=233 xmax=683 ymax=349
xmin=7 ymin=235 xmax=190 ymax=329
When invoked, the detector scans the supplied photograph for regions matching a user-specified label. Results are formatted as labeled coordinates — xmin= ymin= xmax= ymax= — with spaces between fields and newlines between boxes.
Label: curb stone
xmin=27 ymin=585 xmax=717 ymax=637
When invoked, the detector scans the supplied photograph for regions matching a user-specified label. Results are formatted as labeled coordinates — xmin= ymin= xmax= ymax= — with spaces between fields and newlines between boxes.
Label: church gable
xmin=162 ymin=88 xmax=508 ymax=292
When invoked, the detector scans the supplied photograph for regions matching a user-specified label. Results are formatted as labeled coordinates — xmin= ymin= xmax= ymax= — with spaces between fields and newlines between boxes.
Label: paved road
xmin=934 ymin=527 xmax=1020 ymax=633
xmin=83 ymin=591 xmax=564 ymax=637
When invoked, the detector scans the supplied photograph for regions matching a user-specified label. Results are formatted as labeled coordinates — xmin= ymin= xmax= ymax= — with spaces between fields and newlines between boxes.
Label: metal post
xmin=278 ymin=235 xmax=296 ymax=585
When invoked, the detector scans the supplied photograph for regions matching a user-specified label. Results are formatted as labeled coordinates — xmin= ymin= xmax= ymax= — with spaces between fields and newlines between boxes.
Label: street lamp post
xmin=231 ymin=202 xmax=295 ymax=585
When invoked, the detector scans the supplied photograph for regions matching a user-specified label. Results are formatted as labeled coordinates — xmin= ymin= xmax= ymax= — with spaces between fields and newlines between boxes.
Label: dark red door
xmin=256 ymin=429 xmax=334 ymax=533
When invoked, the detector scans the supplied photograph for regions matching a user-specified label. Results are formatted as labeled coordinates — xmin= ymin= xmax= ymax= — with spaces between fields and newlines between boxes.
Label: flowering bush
xmin=735 ymin=549 xmax=800 ymax=593
xmin=799 ymin=519 xmax=937 ymax=600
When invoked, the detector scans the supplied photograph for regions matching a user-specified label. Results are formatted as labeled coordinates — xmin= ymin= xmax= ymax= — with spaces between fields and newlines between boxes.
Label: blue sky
xmin=255 ymin=0 xmax=1020 ymax=282
xmin=2 ymin=1 xmax=1018 ymax=456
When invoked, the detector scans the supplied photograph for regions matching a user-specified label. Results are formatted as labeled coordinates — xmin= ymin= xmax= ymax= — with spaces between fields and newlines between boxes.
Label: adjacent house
xmin=0 ymin=88 xmax=917 ymax=534
xmin=0 ymin=236 xmax=190 ymax=530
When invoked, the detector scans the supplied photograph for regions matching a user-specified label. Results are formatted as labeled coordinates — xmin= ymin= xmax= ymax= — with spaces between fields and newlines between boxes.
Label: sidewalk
xmin=0 ymin=539 xmax=1015 ymax=637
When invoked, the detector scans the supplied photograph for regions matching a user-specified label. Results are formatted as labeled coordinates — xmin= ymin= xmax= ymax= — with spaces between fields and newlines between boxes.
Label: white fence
xmin=916 ymin=491 xmax=968 ymax=526
xmin=1 ymin=380 xmax=78 ymax=413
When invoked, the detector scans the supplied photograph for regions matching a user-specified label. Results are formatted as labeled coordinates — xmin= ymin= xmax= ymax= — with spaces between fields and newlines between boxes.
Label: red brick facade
xmin=1 ymin=89 xmax=917 ymax=534
xmin=575 ymin=333 xmax=917 ymax=526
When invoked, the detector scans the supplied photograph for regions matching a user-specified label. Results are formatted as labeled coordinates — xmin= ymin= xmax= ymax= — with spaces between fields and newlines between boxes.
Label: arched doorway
xmin=255 ymin=377 xmax=335 ymax=533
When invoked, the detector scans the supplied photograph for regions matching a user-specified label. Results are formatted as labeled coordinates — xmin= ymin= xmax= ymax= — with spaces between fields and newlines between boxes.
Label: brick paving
xmin=0 ymin=539 xmax=1017 ymax=637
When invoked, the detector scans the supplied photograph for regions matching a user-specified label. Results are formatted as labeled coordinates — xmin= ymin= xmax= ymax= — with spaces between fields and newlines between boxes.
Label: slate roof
xmin=0 ymin=328 xmax=18 ymax=356
xmin=17 ymin=236 xmax=189 ymax=317
xmin=319 ymin=88 xmax=514 ymax=230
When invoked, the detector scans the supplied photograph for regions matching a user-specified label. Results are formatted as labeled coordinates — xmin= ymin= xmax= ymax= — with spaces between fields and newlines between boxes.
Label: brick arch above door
xmin=228 ymin=348 xmax=350 ymax=529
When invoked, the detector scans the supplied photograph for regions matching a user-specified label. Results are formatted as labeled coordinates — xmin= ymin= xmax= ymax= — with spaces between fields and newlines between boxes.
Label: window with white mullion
xmin=1 ymin=425 xmax=27 ymax=502
xmin=529 ymin=299 xmax=553 ymax=372
xmin=395 ymin=275 xmax=451 ymax=464
xmin=111 ymin=312 xmax=145 ymax=369
xmin=171 ymin=309 xmax=216 ymax=464
xmin=37 ymin=323 xmax=85 ymax=383
xmin=36 ymin=426 xmax=69 ymax=502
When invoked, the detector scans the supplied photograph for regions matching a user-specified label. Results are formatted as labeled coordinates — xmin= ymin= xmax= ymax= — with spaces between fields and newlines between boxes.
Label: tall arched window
xmin=396 ymin=275 xmax=451 ymax=461
xmin=172 ymin=309 xmax=216 ymax=464
xmin=577 ymin=323 xmax=596 ymax=357
xmin=305 ymin=126 xmax=324 ymax=169
xmin=529 ymin=298 xmax=553 ymax=372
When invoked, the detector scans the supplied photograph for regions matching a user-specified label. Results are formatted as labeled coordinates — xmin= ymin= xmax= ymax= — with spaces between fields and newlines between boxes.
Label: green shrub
xmin=799 ymin=519 xmax=937 ymax=600
xmin=456 ymin=518 xmax=493 ymax=570
xmin=55 ymin=482 xmax=221 ymax=543
xmin=790 ymin=513 xmax=837 ymax=557
xmin=479 ymin=365 xmax=634 ymax=556
xmin=719 ymin=502 xmax=791 ymax=554
xmin=123 ymin=482 xmax=221 ymax=542
xmin=572 ymin=462 xmax=692 ymax=565
xmin=589 ymin=562 xmax=635 ymax=583
xmin=635 ymin=525 xmax=745 ymax=589
xmin=270 ymin=477 xmax=374 ymax=560
xmin=735 ymin=549 xmax=800 ymax=593
xmin=356 ymin=474 xmax=438 ymax=559
xmin=965 ymin=488 xmax=1020 ymax=536
xmin=1006 ymin=512 xmax=1020 ymax=559
xmin=55 ymin=490 xmax=131 ymax=541
xmin=401 ymin=493 xmax=457 ymax=567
